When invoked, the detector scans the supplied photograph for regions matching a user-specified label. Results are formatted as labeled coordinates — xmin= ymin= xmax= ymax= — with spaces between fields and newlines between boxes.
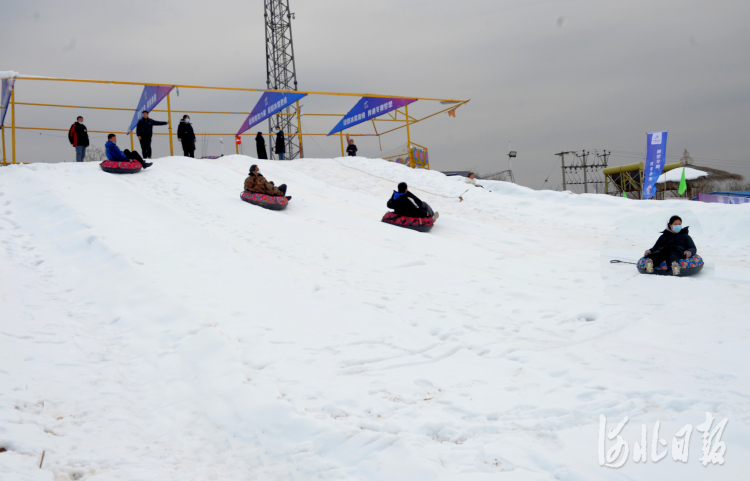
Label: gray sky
xmin=2 ymin=0 xmax=749 ymax=189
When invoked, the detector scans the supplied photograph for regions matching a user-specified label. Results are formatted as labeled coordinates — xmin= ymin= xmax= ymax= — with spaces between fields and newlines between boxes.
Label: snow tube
xmin=100 ymin=160 xmax=142 ymax=174
xmin=637 ymin=254 xmax=704 ymax=277
xmin=240 ymin=191 xmax=289 ymax=210
xmin=381 ymin=212 xmax=434 ymax=232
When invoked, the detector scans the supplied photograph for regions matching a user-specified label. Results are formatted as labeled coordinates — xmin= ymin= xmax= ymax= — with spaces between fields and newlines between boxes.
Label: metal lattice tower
xmin=264 ymin=0 xmax=300 ymax=159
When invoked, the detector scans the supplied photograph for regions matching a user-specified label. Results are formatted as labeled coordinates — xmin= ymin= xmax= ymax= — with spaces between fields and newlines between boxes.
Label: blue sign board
xmin=237 ymin=91 xmax=307 ymax=136
xmin=127 ymin=85 xmax=174 ymax=133
xmin=642 ymin=131 xmax=668 ymax=199
xmin=328 ymin=97 xmax=417 ymax=136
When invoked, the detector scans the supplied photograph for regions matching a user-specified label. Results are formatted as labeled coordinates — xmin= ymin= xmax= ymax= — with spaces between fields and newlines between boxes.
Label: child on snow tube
xmin=382 ymin=182 xmax=439 ymax=232
xmin=641 ymin=215 xmax=700 ymax=276
xmin=241 ymin=164 xmax=291 ymax=210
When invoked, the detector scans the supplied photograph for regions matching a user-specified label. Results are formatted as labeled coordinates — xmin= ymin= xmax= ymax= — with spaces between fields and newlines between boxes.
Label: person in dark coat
xmin=255 ymin=132 xmax=268 ymax=159
xmin=243 ymin=164 xmax=290 ymax=199
xmin=136 ymin=110 xmax=168 ymax=159
xmin=68 ymin=116 xmax=90 ymax=162
xmin=643 ymin=215 xmax=697 ymax=275
xmin=387 ymin=182 xmax=438 ymax=220
xmin=104 ymin=134 xmax=151 ymax=168
xmin=274 ymin=126 xmax=285 ymax=160
xmin=177 ymin=115 xmax=196 ymax=158
xmin=346 ymin=139 xmax=358 ymax=157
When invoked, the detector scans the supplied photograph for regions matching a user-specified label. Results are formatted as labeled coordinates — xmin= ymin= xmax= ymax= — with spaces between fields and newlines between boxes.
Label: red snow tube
xmin=240 ymin=191 xmax=289 ymax=210
xmin=381 ymin=212 xmax=434 ymax=232
xmin=100 ymin=160 xmax=142 ymax=174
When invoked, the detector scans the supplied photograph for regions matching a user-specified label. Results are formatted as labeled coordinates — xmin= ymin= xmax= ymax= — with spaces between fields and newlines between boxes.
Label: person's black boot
xmin=286 ymin=196 xmax=292 ymax=200
xmin=141 ymin=161 xmax=153 ymax=169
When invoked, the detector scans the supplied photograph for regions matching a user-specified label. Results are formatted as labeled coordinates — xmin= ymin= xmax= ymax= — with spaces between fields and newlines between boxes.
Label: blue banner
xmin=127 ymin=85 xmax=174 ymax=133
xmin=236 ymin=91 xmax=307 ymax=136
xmin=1 ymin=78 xmax=14 ymax=127
xmin=328 ymin=97 xmax=417 ymax=136
xmin=642 ymin=131 xmax=668 ymax=199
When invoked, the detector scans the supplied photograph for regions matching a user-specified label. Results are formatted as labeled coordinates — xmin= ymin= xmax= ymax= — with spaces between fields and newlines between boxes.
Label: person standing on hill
xmin=177 ymin=115 xmax=196 ymax=158
xmin=346 ymin=139 xmax=358 ymax=157
xmin=255 ymin=132 xmax=268 ymax=159
xmin=275 ymin=126 xmax=285 ymax=160
xmin=136 ymin=110 xmax=168 ymax=159
xmin=68 ymin=116 xmax=89 ymax=162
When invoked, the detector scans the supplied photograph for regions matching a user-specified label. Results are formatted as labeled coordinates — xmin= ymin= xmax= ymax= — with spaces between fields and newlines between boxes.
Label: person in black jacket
xmin=346 ymin=139 xmax=358 ymax=157
xmin=177 ymin=115 xmax=196 ymax=158
xmin=136 ymin=111 xmax=168 ymax=159
xmin=255 ymin=132 xmax=268 ymax=159
xmin=68 ymin=116 xmax=89 ymax=162
xmin=387 ymin=182 xmax=439 ymax=220
xmin=275 ymin=126 xmax=285 ymax=160
xmin=643 ymin=215 xmax=697 ymax=275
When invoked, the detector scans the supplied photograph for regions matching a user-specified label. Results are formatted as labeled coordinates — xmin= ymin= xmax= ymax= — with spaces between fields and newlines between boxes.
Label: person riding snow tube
xmin=382 ymin=182 xmax=438 ymax=232
xmin=240 ymin=192 xmax=289 ymax=210
xmin=241 ymin=165 xmax=290 ymax=210
xmin=100 ymin=160 xmax=142 ymax=174
xmin=638 ymin=215 xmax=703 ymax=276
xmin=381 ymin=211 xmax=434 ymax=232
xmin=637 ymin=254 xmax=704 ymax=276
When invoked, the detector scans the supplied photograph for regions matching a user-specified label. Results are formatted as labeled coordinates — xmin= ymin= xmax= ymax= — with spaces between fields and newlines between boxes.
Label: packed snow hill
xmin=1 ymin=155 xmax=749 ymax=481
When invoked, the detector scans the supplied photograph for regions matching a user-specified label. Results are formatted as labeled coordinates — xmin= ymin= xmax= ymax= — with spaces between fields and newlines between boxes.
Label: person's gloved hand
xmin=684 ymin=251 xmax=692 ymax=259
xmin=644 ymin=250 xmax=651 ymax=257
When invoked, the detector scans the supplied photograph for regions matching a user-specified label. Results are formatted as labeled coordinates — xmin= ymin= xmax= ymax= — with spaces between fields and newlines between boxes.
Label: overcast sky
xmin=2 ymin=0 xmax=749 ymax=189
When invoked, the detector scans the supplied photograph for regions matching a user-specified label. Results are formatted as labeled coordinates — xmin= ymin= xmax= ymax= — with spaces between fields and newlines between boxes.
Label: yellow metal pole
xmin=340 ymin=131 xmax=344 ymax=157
xmin=236 ymin=136 xmax=239 ymax=155
xmin=2 ymin=126 xmax=6 ymax=166
xmin=405 ymin=103 xmax=414 ymax=168
xmin=166 ymin=92 xmax=174 ymax=156
xmin=11 ymin=89 xmax=16 ymax=164
xmin=130 ymin=131 xmax=134 ymax=151
xmin=296 ymin=100 xmax=303 ymax=158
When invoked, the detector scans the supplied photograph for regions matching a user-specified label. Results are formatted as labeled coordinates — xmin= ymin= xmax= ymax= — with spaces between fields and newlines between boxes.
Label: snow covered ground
xmin=1 ymin=155 xmax=749 ymax=481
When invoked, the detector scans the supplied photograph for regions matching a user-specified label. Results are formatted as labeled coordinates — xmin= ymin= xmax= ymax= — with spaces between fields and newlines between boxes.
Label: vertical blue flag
xmin=236 ymin=91 xmax=307 ymax=136
xmin=642 ymin=131 xmax=668 ymax=199
xmin=127 ymin=85 xmax=174 ymax=133
xmin=1 ymin=78 xmax=15 ymax=127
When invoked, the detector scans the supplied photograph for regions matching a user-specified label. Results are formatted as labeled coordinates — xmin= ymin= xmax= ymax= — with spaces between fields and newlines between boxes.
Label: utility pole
xmin=264 ymin=0 xmax=300 ymax=159
xmin=578 ymin=150 xmax=590 ymax=193
xmin=555 ymin=151 xmax=572 ymax=191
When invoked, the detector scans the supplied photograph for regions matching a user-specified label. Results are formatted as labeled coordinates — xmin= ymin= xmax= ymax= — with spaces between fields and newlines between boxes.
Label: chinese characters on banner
xmin=328 ymin=97 xmax=417 ymax=136
xmin=642 ymin=131 xmax=668 ymax=199
xmin=127 ymin=85 xmax=174 ymax=134
xmin=236 ymin=91 xmax=307 ymax=137
xmin=598 ymin=413 xmax=728 ymax=468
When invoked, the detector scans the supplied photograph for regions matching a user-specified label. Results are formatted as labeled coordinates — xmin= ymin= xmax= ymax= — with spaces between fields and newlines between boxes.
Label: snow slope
xmin=1 ymin=156 xmax=749 ymax=481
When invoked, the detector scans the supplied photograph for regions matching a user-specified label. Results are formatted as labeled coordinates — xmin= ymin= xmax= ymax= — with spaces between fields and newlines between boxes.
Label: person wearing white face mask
xmin=177 ymin=115 xmax=196 ymax=158
xmin=643 ymin=215 xmax=698 ymax=275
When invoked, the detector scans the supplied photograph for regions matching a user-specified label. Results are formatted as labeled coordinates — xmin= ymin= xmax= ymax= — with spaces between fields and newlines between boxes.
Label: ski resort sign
xmin=328 ymin=97 xmax=417 ymax=136
xmin=642 ymin=131 xmax=668 ymax=199
xmin=236 ymin=91 xmax=307 ymax=136
xmin=127 ymin=85 xmax=174 ymax=134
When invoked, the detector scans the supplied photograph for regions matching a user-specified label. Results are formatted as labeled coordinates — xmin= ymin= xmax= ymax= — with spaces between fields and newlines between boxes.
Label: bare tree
xmin=83 ymin=146 xmax=107 ymax=163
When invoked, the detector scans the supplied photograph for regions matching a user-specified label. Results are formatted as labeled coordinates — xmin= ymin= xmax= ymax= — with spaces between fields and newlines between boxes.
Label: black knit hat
xmin=398 ymin=182 xmax=407 ymax=193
